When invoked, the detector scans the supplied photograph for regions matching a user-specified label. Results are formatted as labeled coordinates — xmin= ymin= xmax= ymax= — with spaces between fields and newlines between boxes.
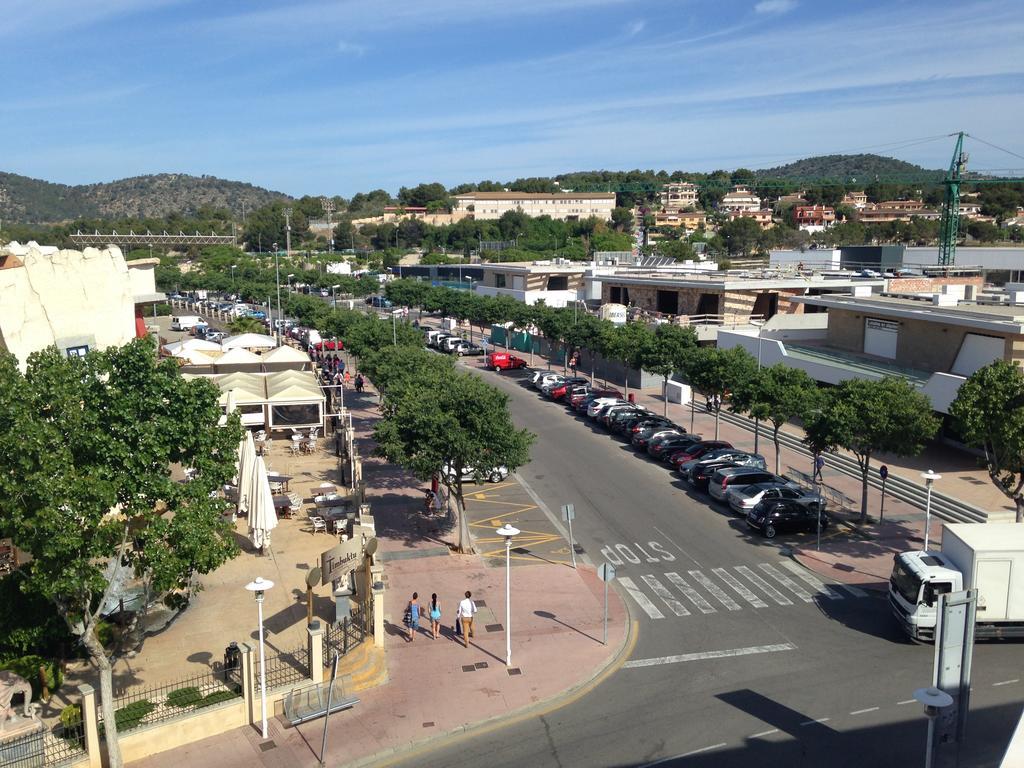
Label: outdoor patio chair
xmin=310 ymin=516 xmax=328 ymax=535
xmin=289 ymin=442 xmax=301 ymax=456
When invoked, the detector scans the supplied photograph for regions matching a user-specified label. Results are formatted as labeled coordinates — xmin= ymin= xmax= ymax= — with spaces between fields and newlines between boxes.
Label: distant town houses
xmin=718 ymin=185 xmax=762 ymax=213
xmin=660 ymin=182 xmax=699 ymax=210
xmin=452 ymin=191 xmax=616 ymax=221
xmin=842 ymin=190 xmax=869 ymax=208
xmin=793 ymin=204 xmax=837 ymax=233
xmin=726 ymin=209 xmax=775 ymax=230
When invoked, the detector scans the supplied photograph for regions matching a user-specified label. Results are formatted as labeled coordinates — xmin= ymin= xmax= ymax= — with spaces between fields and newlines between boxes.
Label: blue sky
xmin=2 ymin=0 xmax=1022 ymax=198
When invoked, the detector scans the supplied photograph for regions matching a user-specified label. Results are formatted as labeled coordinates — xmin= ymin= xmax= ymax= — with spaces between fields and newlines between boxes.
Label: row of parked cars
xmin=525 ymin=370 xmax=830 ymax=540
xmin=424 ymin=329 xmax=485 ymax=357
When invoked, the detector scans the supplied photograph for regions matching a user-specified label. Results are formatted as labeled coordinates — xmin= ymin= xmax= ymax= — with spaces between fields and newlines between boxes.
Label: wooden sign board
xmin=320 ymin=539 xmax=362 ymax=587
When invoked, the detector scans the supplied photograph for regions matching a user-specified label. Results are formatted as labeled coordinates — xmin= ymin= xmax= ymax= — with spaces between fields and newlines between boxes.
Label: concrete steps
xmin=337 ymin=643 xmax=388 ymax=693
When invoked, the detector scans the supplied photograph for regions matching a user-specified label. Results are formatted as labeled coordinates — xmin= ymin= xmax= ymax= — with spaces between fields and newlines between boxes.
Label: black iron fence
xmin=254 ymin=645 xmax=309 ymax=693
xmin=323 ymin=611 xmax=366 ymax=666
xmin=0 ymin=713 xmax=86 ymax=768
xmin=98 ymin=667 xmax=242 ymax=736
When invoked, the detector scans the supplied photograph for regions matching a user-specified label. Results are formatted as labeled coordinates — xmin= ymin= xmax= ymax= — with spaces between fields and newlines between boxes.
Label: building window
xmin=65 ymin=345 xmax=90 ymax=358
xmin=547 ymin=276 xmax=569 ymax=291
xmin=495 ymin=274 xmax=507 ymax=288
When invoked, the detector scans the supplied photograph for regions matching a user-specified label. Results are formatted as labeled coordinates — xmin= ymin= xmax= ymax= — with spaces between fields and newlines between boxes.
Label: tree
xmin=718 ymin=216 xmax=763 ymax=255
xmin=398 ymin=182 xmax=450 ymax=210
xmin=611 ymin=207 xmax=634 ymax=232
xmin=730 ymin=364 xmax=822 ymax=474
xmin=641 ymin=324 xmax=698 ymax=415
xmin=372 ymin=361 xmax=534 ymax=553
xmin=0 ymin=340 xmax=241 ymax=767
xmin=227 ymin=315 xmax=265 ymax=334
xmin=950 ymin=360 xmax=1024 ymax=523
xmin=684 ymin=346 xmax=758 ymax=439
xmin=602 ymin=322 xmax=652 ymax=398
xmin=805 ymin=377 xmax=939 ymax=524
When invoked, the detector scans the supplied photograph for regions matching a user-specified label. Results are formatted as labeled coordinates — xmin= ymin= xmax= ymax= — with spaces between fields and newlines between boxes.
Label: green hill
xmin=0 ymin=172 xmax=290 ymax=224
xmin=753 ymin=154 xmax=943 ymax=181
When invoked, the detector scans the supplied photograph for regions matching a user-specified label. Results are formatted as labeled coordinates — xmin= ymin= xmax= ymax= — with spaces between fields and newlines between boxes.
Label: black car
xmin=649 ymin=434 xmax=702 ymax=462
xmin=631 ymin=423 xmax=683 ymax=449
xmin=608 ymin=408 xmax=652 ymax=433
xmin=746 ymin=499 xmax=829 ymax=539
xmin=621 ymin=416 xmax=671 ymax=439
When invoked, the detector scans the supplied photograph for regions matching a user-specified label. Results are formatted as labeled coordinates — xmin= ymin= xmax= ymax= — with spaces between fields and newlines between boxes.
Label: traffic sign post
xmin=561 ymin=504 xmax=577 ymax=569
xmin=879 ymin=465 xmax=889 ymax=523
xmin=598 ymin=562 xmax=616 ymax=645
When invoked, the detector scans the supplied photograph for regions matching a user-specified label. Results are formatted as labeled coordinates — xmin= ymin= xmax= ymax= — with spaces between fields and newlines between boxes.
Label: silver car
xmin=726 ymin=482 xmax=825 ymax=515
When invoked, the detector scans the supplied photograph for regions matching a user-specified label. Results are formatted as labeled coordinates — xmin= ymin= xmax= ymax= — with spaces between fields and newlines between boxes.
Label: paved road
xmin=387 ymin=361 xmax=1024 ymax=768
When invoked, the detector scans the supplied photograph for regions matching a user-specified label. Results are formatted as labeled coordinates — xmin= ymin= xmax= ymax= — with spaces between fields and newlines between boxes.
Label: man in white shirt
xmin=457 ymin=590 xmax=477 ymax=648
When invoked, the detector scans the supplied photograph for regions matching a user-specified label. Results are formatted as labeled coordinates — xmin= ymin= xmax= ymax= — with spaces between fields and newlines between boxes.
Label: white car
xmin=442 ymin=464 xmax=509 ymax=483
xmin=587 ymin=397 xmax=626 ymax=418
xmin=533 ymin=372 xmax=563 ymax=390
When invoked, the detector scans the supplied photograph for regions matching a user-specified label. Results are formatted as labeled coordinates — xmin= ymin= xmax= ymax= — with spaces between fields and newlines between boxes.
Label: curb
xmin=780 ymin=545 xmax=890 ymax=592
xmin=350 ymin=607 xmax=638 ymax=768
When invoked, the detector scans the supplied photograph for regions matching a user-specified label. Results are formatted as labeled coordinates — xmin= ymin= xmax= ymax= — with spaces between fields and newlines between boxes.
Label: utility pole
xmin=284 ymin=207 xmax=293 ymax=256
xmin=321 ymin=197 xmax=336 ymax=253
xmin=0 ymin=187 xmax=9 ymax=233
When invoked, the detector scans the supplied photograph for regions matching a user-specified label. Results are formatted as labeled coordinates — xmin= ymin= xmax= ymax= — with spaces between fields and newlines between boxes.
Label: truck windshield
xmin=890 ymin=558 xmax=922 ymax=604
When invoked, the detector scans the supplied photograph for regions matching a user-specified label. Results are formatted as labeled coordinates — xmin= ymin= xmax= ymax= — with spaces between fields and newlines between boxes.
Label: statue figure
xmin=0 ymin=671 xmax=35 ymax=733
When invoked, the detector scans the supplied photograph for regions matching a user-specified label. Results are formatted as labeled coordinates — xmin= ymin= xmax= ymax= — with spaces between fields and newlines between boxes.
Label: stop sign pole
xmin=598 ymin=562 xmax=616 ymax=645
xmin=879 ymin=465 xmax=889 ymax=523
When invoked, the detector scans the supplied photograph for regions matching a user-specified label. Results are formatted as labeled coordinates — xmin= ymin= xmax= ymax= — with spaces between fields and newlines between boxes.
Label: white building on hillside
xmin=453 ymin=192 xmax=616 ymax=221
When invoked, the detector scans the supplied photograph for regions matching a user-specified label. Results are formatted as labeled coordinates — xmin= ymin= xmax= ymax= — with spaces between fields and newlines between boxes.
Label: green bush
xmin=166 ymin=687 xmax=203 ymax=708
xmin=152 ymin=302 xmax=172 ymax=317
xmin=59 ymin=704 xmax=84 ymax=741
xmin=113 ymin=699 xmax=156 ymax=732
xmin=198 ymin=689 xmax=239 ymax=708
xmin=0 ymin=656 xmax=63 ymax=700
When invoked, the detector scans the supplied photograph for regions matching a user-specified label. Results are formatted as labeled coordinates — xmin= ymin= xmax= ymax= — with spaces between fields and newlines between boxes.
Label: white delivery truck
xmin=889 ymin=523 xmax=1024 ymax=641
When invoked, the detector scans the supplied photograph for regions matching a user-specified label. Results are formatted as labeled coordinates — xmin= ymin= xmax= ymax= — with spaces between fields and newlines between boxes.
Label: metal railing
xmin=0 ymin=714 xmax=87 ymax=768
xmin=100 ymin=668 xmax=242 ymax=735
xmin=255 ymin=645 xmax=309 ymax=693
xmin=324 ymin=612 xmax=367 ymax=665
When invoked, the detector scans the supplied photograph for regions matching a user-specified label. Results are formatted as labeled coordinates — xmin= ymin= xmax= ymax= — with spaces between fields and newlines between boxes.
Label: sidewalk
xmin=128 ymin=379 xmax=632 ymax=767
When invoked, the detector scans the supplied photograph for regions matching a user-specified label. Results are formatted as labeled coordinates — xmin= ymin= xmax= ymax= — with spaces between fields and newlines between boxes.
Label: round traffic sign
xmin=879 ymin=465 xmax=889 ymax=480
xmin=598 ymin=563 xmax=616 ymax=582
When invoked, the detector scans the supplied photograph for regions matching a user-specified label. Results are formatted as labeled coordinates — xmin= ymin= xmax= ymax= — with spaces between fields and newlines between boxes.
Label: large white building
xmin=719 ymin=185 xmax=762 ymax=213
xmin=452 ymin=192 xmax=616 ymax=221
xmin=660 ymin=182 xmax=699 ymax=210
xmin=0 ymin=241 xmax=163 ymax=370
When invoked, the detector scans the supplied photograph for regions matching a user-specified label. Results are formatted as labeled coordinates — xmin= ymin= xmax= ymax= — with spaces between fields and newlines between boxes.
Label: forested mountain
xmin=0 ymin=172 xmax=290 ymax=224
xmin=753 ymin=154 xmax=944 ymax=181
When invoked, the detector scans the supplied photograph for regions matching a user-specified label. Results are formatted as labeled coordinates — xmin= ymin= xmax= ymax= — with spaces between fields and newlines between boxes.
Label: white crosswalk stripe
xmin=713 ymin=567 xmax=768 ymax=608
xmin=619 ymin=576 xmax=666 ymax=619
xmin=736 ymin=566 xmax=793 ymax=606
xmin=780 ymin=561 xmax=845 ymax=600
xmin=759 ymin=563 xmax=814 ymax=603
xmin=618 ymin=564 xmax=869 ymax=621
xmin=643 ymin=575 xmax=692 ymax=616
xmin=689 ymin=570 xmax=741 ymax=611
xmin=665 ymin=572 xmax=716 ymax=614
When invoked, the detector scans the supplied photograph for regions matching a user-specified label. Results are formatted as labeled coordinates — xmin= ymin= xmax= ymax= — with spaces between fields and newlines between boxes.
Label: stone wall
xmin=887 ymin=276 xmax=984 ymax=295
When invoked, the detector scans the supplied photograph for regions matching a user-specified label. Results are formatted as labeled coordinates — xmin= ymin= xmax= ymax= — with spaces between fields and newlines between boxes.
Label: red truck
xmin=487 ymin=352 xmax=528 ymax=372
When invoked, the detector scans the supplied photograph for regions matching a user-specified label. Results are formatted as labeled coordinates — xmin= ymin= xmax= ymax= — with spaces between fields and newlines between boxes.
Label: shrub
xmin=59 ymin=704 xmax=84 ymax=741
xmin=0 ymin=656 xmax=63 ymax=699
xmin=198 ymin=689 xmax=239 ymax=708
xmin=113 ymin=699 xmax=156 ymax=732
xmin=166 ymin=687 xmax=203 ymax=708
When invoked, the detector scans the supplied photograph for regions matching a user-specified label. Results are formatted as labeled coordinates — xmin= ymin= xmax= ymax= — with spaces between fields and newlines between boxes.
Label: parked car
xmin=631 ymin=421 xmax=682 ymax=448
xmin=668 ymin=440 xmax=734 ymax=469
xmin=487 ymin=352 xmax=528 ymax=371
xmin=602 ymin=405 xmax=644 ymax=428
xmin=453 ymin=341 xmax=485 ymax=356
xmin=747 ymin=499 xmax=829 ymax=539
xmin=576 ymin=391 xmax=621 ymax=413
xmin=171 ymin=315 xmax=206 ymax=331
xmin=441 ymin=463 xmax=510 ymax=483
xmin=650 ymin=434 xmax=703 ymax=462
xmin=368 ymin=296 xmax=393 ymax=308
xmin=314 ymin=339 xmax=344 ymax=351
xmin=588 ymin=398 xmax=627 ymax=419
xmin=566 ymin=386 xmax=593 ymax=407
xmin=727 ymin=482 xmax=825 ymax=516
xmin=549 ymin=377 xmax=590 ymax=400
xmin=708 ymin=466 xmax=779 ymax=502
xmin=689 ymin=453 xmax=768 ymax=491
xmin=534 ymin=372 xmax=565 ymax=390
xmin=440 ymin=336 xmax=465 ymax=353
xmin=246 ymin=309 xmax=267 ymax=320
xmin=611 ymin=410 xmax=654 ymax=436
xmin=205 ymin=330 xmax=227 ymax=343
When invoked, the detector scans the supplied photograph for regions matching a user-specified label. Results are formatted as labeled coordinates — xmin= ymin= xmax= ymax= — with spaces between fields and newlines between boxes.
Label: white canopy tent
xmin=221 ymin=333 xmax=278 ymax=351
xmin=260 ymin=344 xmax=311 ymax=372
xmin=213 ymin=347 xmax=263 ymax=374
xmin=265 ymin=370 xmax=325 ymax=430
xmin=163 ymin=338 xmax=223 ymax=356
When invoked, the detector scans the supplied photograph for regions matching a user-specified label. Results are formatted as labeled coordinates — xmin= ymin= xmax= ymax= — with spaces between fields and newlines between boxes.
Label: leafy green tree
xmin=718 ymin=216 xmax=764 ymax=255
xmin=684 ymin=346 xmax=758 ymax=439
xmin=730 ymin=364 xmax=822 ymax=474
xmin=805 ymin=377 xmax=939 ymax=523
xmin=227 ymin=316 xmax=265 ymax=334
xmin=372 ymin=361 xmax=534 ymax=553
xmin=610 ymin=207 xmax=634 ymax=232
xmin=602 ymin=322 xmax=652 ymax=398
xmin=564 ymin=315 xmax=607 ymax=384
xmin=950 ymin=360 xmax=1024 ymax=523
xmin=0 ymin=340 xmax=241 ymax=767
xmin=398 ymin=183 xmax=450 ymax=210
xmin=641 ymin=324 xmax=698 ymax=415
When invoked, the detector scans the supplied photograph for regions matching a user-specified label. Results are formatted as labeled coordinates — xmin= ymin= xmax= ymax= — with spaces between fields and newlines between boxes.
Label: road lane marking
xmin=640 ymin=743 xmax=728 ymax=766
xmin=689 ymin=570 xmax=741 ymax=611
xmin=800 ymin=717 xmax=830 ymax=726
xmin=759 ymin=563 xmax=814 ymax=602
xmin=780 ymin=561 xmax=845 ymax=600
xmin=750 ymin=729 xmax=779 ymax=738
xmin=993 ymin=679 xmax=1019 ymax=686
xmin=681 ymin=744 xmax=727 ymax=758
xmin=835 ymin=583 xmax=870 ymax=599
xmin=897 ymin=699 xmax=916 ymax=705
xmin=642 ymin=575 xmax=691 ymax=616
xmin=623 ymin=642 xmax=796 ymax=669
xmin=736 ymin=566 xmax=793 ymax=606
xmin=512 ymin=471 xmax=592 ymax=567
xmin=713 ymin=567 xmax=768 ymax=608
xmin=850 ymin=707 xmax=879 ymax=716
xmin=664 ymin=572 xmax=715 ymax=614
xmin=619 ymin=576 xmax=666 ymax=619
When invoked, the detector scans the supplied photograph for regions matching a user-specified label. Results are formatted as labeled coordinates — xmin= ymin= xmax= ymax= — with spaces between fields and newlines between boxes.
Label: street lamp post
xmin=284 ymin=208 xmax=293 ymax=256
xmin=244 ymin=577 xmax=275 ymax=739
xmin=913 ymin=687 xmax=953 ymax=768
xmin=391 ymin=309 xmax=399 ymax=345
xmin=754 ymin=331 xmax=763 ymax=455
xmin=273 ymin=243 xmax=282 ymax=344
xmin=286 ymin=273 xmax=295 ymax=294
xmin=230 ymin=264 xmax=237 ymax=293
xmin=496 ymin=524 xmax=520 ymax=667
xmin=921 ymin=470 xmax=942 ymax=551
xmin=331 ymin=284 xmax=341 ymax=309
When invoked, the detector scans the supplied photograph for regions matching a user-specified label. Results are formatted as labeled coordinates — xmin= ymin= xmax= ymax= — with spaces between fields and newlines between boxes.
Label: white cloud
xmin=337 ymin=40 xmax=367 ymax=56
xmin=754 ymin=0 xmax=797 ymax=14
xmin=626 ymin=19 xmax=645 ymax=37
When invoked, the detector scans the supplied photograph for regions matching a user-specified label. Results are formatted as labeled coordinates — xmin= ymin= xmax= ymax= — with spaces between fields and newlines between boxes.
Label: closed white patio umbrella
xmin=247 ymin=456 xmax=278 ymax=553
xmin=236 ymin=430 xmax=257 ymax=519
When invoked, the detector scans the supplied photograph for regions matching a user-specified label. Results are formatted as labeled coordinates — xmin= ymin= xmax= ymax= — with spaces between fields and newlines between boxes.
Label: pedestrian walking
xmin=404 ymin=592 xmax=420 ymax=641
xmin=428 ymin=593 xmax=441 ymax=639
xmin=569 ymin=352 xmax=578 ymax=376
xmin=457 ymin=591 xmax=477 ymax=648
xmin=354 ymin=373 xmax=363 ymax=393
xmin=813 ymin=454 xmax=825 ymax=482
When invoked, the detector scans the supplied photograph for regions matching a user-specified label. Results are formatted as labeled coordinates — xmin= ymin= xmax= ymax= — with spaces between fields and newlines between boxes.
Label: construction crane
xmin=937 ymin=132 xmax=968 ymax=266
